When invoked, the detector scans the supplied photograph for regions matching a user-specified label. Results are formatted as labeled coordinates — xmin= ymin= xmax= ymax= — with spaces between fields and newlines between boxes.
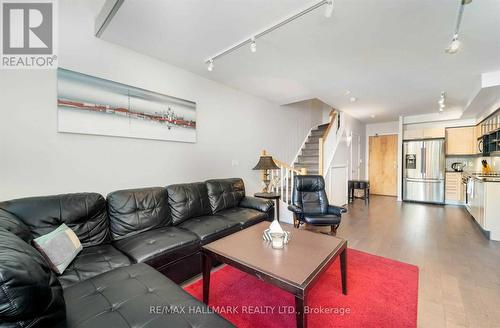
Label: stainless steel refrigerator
xmin=403 ymin=139 xmax=445 ymax=203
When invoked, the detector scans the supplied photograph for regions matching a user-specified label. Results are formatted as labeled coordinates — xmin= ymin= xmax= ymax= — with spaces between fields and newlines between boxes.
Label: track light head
xmin=438 ymin=92 xmax=446 ymax=112
xmin=203 ymin=0 xmax=338 ymax=69
xmin=250 ymin=38 xmax=257 ymax=53
xmin=324 ymin=0 xmax=334 ymax=18
xmin=446 ymin=34 xmax=461 ymax=54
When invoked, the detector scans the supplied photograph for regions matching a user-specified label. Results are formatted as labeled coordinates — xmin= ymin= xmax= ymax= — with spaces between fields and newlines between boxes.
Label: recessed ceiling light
xmin=349 ymin=96 xmax=357 ymax=102
xmin=370 ymin=114 xmax=376 ymax=119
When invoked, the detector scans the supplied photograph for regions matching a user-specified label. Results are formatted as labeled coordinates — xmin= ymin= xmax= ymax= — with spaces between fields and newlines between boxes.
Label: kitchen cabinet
xmin=475 ymin=124 xmax=482 ymax=140
xmin=403 ymin=129 xmax=423 ymax=140
xmin=466 ymin=177 xmax=500 ymax=241
xmin=477 ymin=109 xmax=500 ymax=137
xmin=445 ymin=172 xmax=463 ymax=203
xmin=468 ymin=178 xmax=485 ymax=228
xmin=403 ymin=127 xmax=445 ymax=140
xmin=445 ymin=126 xmax=476 ymax=155
xmin=423 ymin=127 xmax=445 ymax=139
xmin=475 ymin=125 xmax=482 ymax=155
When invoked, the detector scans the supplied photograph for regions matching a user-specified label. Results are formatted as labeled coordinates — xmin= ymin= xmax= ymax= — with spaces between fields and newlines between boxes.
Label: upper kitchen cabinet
xmin=445 ymin=126 xmax=476 ymax=155
xmin=403 ymin=127 xmax=445 ymax=140
xmin=423 ymin=127 xmax=445 ymax=139
xmin=479 ymin=111 xmax=500 ymax=136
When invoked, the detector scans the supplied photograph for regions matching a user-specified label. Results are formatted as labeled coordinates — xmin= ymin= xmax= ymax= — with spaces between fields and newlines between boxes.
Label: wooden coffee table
xmin=201 ymin=221 xmax=347 ymax=328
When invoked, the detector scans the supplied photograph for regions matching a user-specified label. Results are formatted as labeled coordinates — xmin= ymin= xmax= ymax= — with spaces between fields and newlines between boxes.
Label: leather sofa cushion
xmin=217 ymin=207 xmax=267 ymax=228
xmin=0 ymin=193 xmax=110 ymax=247
xmin=64 ymin=263 xmax=233 ymax=328
xmin=167 ymin=182 xmax=212 ymax=225
xmin=303 ymin=214 xmax=341 ymax=226
xmin=107 ymin=187 xmax=171 ymax=240
xmin=239 ymin=196 xmax=274 ymax=214
xmin=113 ymin=227 xmax=199 ymax=268
xmin=178 ymin=215 xmax=241 ymax=245
xmin=0 ymin=228 xmax=66 ymax=328
xmin=58 ymin=244 xmax=131 ymax=288
xmin=0 ymin=208 xmax=32 ymax=243
xmin=205 ymin=178 xmax=245 ymax=213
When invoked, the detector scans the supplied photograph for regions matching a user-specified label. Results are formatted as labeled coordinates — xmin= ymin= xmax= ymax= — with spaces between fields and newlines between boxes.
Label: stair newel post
xmin=285 ymin=168 xmax=289 ymax=204
xmin=280 ymin=164 xmax=284 ymax=199
xmin=318 ymin=137 xmax=324 ymax=176
xmin=269 ymin=169 xmax=273 ymax=192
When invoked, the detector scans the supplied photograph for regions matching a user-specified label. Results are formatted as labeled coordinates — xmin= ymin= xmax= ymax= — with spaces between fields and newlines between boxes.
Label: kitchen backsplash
xmin=446 ymin=156 xmax=500 ymax=172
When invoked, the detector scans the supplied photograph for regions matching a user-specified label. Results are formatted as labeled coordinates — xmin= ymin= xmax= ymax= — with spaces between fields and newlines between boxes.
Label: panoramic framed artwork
xmin=57 ymin=68 xmax=197 ymax=142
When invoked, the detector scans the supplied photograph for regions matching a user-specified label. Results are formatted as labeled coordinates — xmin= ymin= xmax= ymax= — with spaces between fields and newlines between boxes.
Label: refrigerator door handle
xmin=420 ymin=147 xmax=426 ymax=175
xmin=405 ymin=178 xmax=443 ymax=183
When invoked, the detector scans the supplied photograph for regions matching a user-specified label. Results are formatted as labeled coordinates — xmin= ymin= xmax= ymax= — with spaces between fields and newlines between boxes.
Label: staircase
xmin=264 ymin=109 xmax=342 ymax=223
xmin=293 ymin=123 xmax=329 ymax=175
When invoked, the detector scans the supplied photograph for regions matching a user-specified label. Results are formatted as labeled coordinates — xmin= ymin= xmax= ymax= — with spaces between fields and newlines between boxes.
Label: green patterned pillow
xmin=33 ymin=223 xmax=82 ymax=274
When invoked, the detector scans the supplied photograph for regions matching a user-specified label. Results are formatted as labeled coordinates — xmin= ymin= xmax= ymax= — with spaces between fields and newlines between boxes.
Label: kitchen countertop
xmin=461 ymin=172 xmax=500 ymax=182
xmin=471 ymin=176 xmax=500 ymax=182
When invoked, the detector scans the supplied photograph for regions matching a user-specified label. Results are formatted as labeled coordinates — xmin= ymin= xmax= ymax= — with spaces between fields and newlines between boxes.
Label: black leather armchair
xmin=287 ymin=175 xmax=347 ymax=234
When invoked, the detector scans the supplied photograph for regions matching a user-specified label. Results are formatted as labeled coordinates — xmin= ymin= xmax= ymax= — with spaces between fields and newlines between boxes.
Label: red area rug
xmin=184 ymin=249 xmax=418 ymax=327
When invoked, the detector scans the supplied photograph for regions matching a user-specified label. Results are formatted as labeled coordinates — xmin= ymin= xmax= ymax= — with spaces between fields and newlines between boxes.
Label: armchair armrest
xmin=287 ymin=204 xmax=303 ymax=214
xmin=0 ymin=209 xmax=32 ymax=243
xmin=327 ymin=205 xmax=347 ymax=216
xmin=239 ymin=196 xmax=274 ymax=213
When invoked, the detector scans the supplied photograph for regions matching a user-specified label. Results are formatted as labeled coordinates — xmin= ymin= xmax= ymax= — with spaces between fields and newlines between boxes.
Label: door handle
xmin=406 ymin=178 xmax=442 ymax=183
xmin=420 ymin=147 xmax=426 ymax=174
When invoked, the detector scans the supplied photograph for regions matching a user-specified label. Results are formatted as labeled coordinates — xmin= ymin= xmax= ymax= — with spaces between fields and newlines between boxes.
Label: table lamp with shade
xmin=252 ymin=150 xmax=279 ymax=193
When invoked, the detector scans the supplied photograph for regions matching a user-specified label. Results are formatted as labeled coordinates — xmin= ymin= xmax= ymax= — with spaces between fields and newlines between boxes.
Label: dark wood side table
xmin=348 ymin=180 xmax=370 ymax=205
xmin=254 ymin=192 xmax=281 ymax=221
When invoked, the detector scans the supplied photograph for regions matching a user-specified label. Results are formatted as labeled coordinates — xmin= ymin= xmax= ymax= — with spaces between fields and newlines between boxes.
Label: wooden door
xmin=369 ymin=134 xmax=398 ymax=196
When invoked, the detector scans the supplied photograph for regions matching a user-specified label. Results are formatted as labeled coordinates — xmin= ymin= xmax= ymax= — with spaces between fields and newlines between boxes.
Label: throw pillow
xmin=33 ymin=223 xmax=82 ymax=274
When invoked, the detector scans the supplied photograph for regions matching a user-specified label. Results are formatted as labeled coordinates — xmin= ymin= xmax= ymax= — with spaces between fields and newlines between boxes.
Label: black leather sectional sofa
xmin=0 ymin=178 xmax=274 ymax=328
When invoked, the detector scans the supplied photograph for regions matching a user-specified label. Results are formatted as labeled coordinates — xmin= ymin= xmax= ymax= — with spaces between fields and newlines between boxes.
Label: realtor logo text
xmin=1 ymin=0 xmax=57 ymax=69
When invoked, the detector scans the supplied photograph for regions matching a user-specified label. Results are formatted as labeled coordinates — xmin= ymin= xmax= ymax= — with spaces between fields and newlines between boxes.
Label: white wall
xmin=327 ymin=112 xmax=366 ymax=205
xmin=0 ymin=2 xmax=324 ymax=200
xmin=333 ymin=114 xmax=366 ymax=176
xmin=366 ymin=121 xmax=399 ymax=137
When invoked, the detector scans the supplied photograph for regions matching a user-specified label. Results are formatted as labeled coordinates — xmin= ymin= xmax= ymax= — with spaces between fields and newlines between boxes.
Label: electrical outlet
xmin=231 ymin=160 xmax=239 ymax=167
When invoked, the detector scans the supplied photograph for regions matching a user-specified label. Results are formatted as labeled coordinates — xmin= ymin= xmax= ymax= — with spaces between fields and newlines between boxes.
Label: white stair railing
xmin=319 ymin=110 xmax=339 ymax=176
xmin=259 ymin=110 xmax=347 ymax=223
xmin=322 ymin=113 xmax=347 ymax=200
xmin=269 ymin=158 xmax=306 ymax=205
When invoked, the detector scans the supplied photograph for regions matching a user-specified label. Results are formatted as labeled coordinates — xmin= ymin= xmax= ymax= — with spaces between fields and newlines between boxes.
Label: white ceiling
xmin=100 ymin=0 xmax=500 ymax=122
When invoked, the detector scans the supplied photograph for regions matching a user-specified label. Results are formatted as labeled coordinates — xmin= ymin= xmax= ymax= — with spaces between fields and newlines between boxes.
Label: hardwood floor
xmin=334 ymin=195 xmax=500 ymax=328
